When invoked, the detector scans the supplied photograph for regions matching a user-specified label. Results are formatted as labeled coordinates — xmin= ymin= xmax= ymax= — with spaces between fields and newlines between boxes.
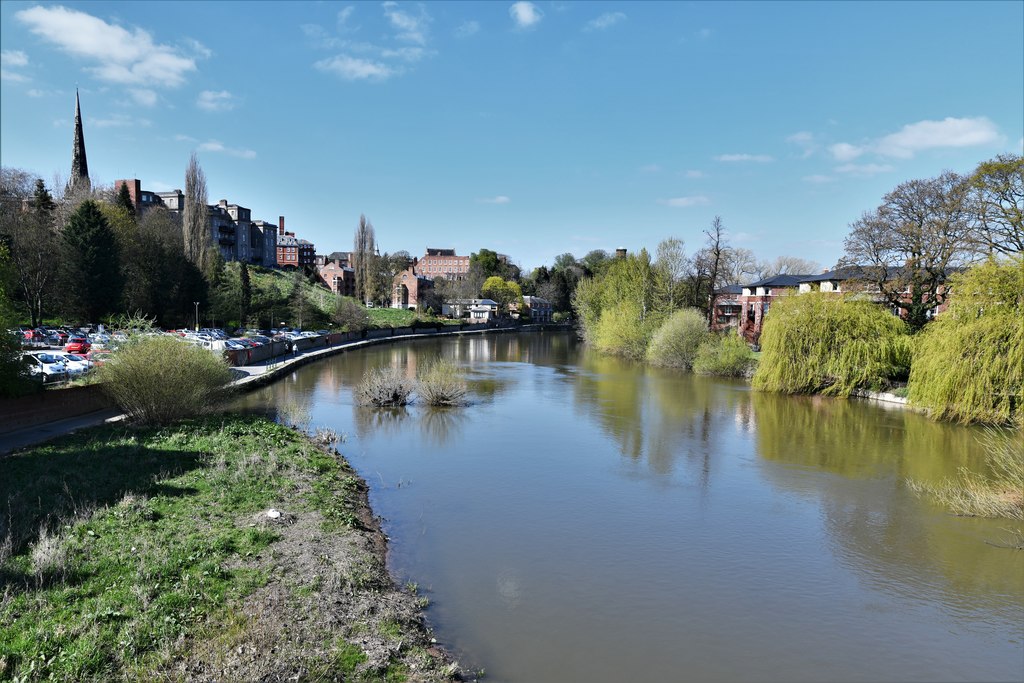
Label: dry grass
xmin=355 ymin=367 xmax=415 ymax=407
xmin=908 ymin=428 xmax=1024 ymax=520
xmin=417 ymin=359 xmax=468 ymax=407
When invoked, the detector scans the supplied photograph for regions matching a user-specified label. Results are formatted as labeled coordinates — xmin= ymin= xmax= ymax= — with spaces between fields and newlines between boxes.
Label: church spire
xmin=68 ymin=89 xmax=90 ymax=196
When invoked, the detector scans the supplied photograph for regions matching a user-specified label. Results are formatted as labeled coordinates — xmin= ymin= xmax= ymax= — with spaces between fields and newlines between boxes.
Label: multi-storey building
xmin=276 ymin=216 xmax=316 ymax=270
xmin=318 ymin=259 xmax=356 ymax=297
xmin=418 ymin=248 xmax=470 ymax=280
xmin=251 ymin=220 xmax=279 ymax=267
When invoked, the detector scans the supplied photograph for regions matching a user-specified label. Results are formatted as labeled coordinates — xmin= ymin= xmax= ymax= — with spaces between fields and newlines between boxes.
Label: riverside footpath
xmin=0 ymin=322 xmax=569 ymax=455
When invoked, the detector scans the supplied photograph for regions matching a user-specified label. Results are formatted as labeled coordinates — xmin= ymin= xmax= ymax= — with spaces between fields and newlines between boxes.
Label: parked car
xmin=65 ymin=337 xmax=92 ymax=354
xmin=25 ymin=352 xmax=69 ymax=384
xmin=56 ymin=352 xmax=93 ymax=376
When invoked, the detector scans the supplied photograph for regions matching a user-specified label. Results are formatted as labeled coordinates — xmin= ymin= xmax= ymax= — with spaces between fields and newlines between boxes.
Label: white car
xmin=55 ymin=352 xmax=93 ymax=376
xmin=25 ymin=352 xmax=69 ymax=384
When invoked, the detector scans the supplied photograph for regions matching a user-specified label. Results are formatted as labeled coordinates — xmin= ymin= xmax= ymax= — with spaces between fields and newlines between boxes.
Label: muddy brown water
xmin=234 ymin=331 xmax=1024 ymax=682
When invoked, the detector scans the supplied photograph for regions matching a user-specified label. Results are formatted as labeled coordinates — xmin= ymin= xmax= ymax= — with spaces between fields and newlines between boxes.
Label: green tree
xmin=0 ymin=242 xmax=34 ymax=396
xmin=752 ymin=292 xmax=912 ymax=397
xmin=239 ymin=261 xmax=252 ymax=326
xmin=60 ymin=200 xmax=123 ymax=323
xmin=352 ymin=214 xmax=376 ymax=304
xmin=908 ymin=256 xmax=1023 ymax=425
xmin=1 ymin=171 xmax=58 ymax=326
xmin=114 ymin=180 xmax=135 ymax=217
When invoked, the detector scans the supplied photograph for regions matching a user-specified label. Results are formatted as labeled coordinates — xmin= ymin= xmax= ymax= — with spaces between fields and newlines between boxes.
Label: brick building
xmin=275 ymin=216 xmax=316 ymax=270
xmin=318 ymin=259 xmax=356 ymax=297
xmin=392 ymin=265 xmax=434 ymax=310
xmin=418 ymin=248 xmax=470 ymax=280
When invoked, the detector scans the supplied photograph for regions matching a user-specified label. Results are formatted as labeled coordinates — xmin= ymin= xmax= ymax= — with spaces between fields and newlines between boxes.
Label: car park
xmin=55 ymin=352 xmax=93 ymax=376
xmin=25 ymin=352 xmax=69 ymax=384
xmin=65 ymin=337 xmax=92 ymax=354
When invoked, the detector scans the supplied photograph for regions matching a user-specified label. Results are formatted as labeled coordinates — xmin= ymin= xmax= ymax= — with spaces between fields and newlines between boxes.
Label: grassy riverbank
xmin=0 ymin=415 xmax=459 ymax=682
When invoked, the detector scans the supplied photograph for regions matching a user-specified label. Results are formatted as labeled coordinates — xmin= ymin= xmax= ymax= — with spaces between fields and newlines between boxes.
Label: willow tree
xmin=908 ymin=256 xmax=1023 ymax=425
xmin=752 ymin=292 xmax=912 ymax=397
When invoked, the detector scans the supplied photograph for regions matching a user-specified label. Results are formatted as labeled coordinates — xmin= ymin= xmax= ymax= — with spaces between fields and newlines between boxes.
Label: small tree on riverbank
xmin=753 ymin=293 xmax=912 ymax=397
xmin=647 ymin=308 xmax=710 ymax=369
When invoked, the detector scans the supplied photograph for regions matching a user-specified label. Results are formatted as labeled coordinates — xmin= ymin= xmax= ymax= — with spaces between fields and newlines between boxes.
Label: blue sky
xmin=2 ymin=1 xmax=1022 ymax=272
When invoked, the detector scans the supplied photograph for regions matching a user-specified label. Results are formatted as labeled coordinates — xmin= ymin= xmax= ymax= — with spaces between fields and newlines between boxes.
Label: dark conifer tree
xmin=239 ymin=261 xmax=252 ymax=326
xmin=60 ymin=200 xmax=123 ymax=323
xmin=115 ymin=181 xmax=136 ymax=217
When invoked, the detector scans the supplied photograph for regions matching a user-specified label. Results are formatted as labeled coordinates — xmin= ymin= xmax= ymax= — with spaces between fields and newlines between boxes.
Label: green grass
xmin=0 ymin=415 xmax=368 ymax=682
xmin=368 ymin=307 xmax=417 ymax=328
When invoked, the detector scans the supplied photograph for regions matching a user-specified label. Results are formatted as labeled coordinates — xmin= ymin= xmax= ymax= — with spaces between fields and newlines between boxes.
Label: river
xmin=234 ymin=331 xmax=1024 ymax=682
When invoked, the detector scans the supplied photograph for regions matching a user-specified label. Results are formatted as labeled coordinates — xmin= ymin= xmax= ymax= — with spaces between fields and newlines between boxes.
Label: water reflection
xmin=232 ymin=332 xmax=1023 ymax=682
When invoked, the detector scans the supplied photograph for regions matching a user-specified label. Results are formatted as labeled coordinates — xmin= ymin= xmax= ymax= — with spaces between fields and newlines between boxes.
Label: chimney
xmin=615 ymin=247 xmax=627 ymax=258
xmin=279 ymin=215 xmax=285 ymax=236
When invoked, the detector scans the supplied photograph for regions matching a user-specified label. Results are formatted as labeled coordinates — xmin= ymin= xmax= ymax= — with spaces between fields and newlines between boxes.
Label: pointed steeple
xmin=68 ymin=89 xmax=90 ymax=195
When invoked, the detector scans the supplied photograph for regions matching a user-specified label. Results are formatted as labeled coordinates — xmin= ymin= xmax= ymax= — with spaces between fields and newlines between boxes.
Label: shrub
xmin=646 ymin=308 xmax=710 ymax=369
xmin=333 ymin=296 xmax=369 ymax=332
xmin=355 ymin=367 xmax=414 ymax=407
xmin=417 ymin=358 xmax=468 ymax=406
xmin=593 ymin=300 xmax=661 ymax=361
xmin=694 ymin=333 xmax=755 ymax=377
xmin=552 ymin=311 xmax=568 ymax=324
xmin=752 ymin=292 xmax=912 ymax=397
xmin=97 ymin=335 xmax=232 ymax=425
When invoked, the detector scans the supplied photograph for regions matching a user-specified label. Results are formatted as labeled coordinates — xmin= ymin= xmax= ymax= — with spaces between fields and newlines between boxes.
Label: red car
xmin=65 ymin=337 xmax=91 ymax=354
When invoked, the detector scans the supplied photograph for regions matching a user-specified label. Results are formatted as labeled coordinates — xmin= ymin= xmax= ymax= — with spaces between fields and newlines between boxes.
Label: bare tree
xmin=841 ymin=170 xmax=976 ymax=330
xmin=968 ymin=154 xmax=1023 ymax=255
xmin=183 ymin=153 xmax=210 ymax=272
xmin=758 ymin=255 xmax=821 ymax=277
xmin=719 ymin=247 xmax=761 ymax=285
xmin=352 ymin=214 xmax=376 ymax=304
xmin=654 ymin=237 xmax=687 ymax=310
xmin=697 ymin=216 xmax=728 ymax=324
xmin=0 ymin=169 xmax=61 ymax=326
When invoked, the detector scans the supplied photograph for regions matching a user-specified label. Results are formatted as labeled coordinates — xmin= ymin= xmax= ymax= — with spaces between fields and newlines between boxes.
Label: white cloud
xmin=337 ymin=6 xmax=358 ymax=32
xmin=15 ymin=6 xmax=198 ymax=87
xmin=509 ymin=2 xmax=543 ymax=29
xmin=639 ymin=164 xmax=661 ymax=173
xmin=479 ymin=195 xmax=511 ymax=204
xmin=583 ymin=12 xmax=626 ymax=32
xmin=27 ymin=88 xmax=47 ymax=97
xmin=1 ymin=50 xmax=29 ymax=67
xmin=455 ymin=20 xmax=480 ymax=38
xmin=129 ymin=88 xmax=157 ymax=107
xmin=380 ymin=46 xmax=432 ymax=62
xmin=835 ymin=163 xmax=894 ymax=176
xmin=197 ymin=89 xmax=236 ymax=112
xmin=714 ymin=154 xmax=773 ymax=163
xmin=383 ymin=2 xmax=430 ymax=45
xmin=802 ymin=174 xmax=835 ymax=184
xmin=0 ymin=70 xmax=29 ymax=82
xmin=659 ymin=196 xmax=710 ymax=207
xmin=315 ymin=54 xmax=396 ymax=81
xmin=175 ymin=133 xmax=197 ymax=142
xmin=685 ymin=170 xmax=704 ymax=178
xmin=89 ymin=113 xmax=151 ymax=128
xmin=787 ymin=131 xmax=817 ymax=158
xmin=182 ymin=38 xmax=212 ymax=60
xmin=829 ymin=142 xmax=864 ymax=162
xmin=874 ymin=117 xmax=1001 ymax=158
xmin=198 ymin=140 xmax=256 ymax=159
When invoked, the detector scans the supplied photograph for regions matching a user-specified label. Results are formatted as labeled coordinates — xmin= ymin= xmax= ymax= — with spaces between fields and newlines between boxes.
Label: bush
xmin=646 ymin=308 xmax=710 ymax=369
xmin=593 ymin=300 xmax=661 ymax=361
xmin=355 ymin=367 xmax=414 ymax=407
xmin=908 ymin=257 xmax=1023 ymax=425
xmin=417 ymin=359 xmax=468 ymax=406
xmin=752 ymin=293 xmax=912 ymax=397
xmin=333 ymin=296 xmax=369 ymax=332
xmin=97 ymin=335 xmax=232 ymax=425
xmin=552 ymin=311 xmax=568 ymax=324
xmin=694 ymin=333 xmax=755 ymax=377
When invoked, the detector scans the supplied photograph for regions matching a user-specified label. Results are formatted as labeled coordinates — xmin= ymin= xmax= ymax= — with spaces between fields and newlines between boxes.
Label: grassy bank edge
xmin=0 ymin=414 xmax=463 ymax=682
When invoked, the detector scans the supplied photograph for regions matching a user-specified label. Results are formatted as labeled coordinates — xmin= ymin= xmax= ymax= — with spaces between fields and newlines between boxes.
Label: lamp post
xmin=194 ymin=301 xmax=199 ymax=331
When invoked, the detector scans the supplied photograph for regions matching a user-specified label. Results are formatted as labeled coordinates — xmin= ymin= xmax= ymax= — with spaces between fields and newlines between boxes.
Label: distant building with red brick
xmin=391 ymin=265 xmax=434 ymax=310
xmin=318 ymin=259 xmax=356 ymax=297
xmin=275 ymin=216 xmax=315 ymax=270
xmin=418 ymin=248 xmax=470 ymax=280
